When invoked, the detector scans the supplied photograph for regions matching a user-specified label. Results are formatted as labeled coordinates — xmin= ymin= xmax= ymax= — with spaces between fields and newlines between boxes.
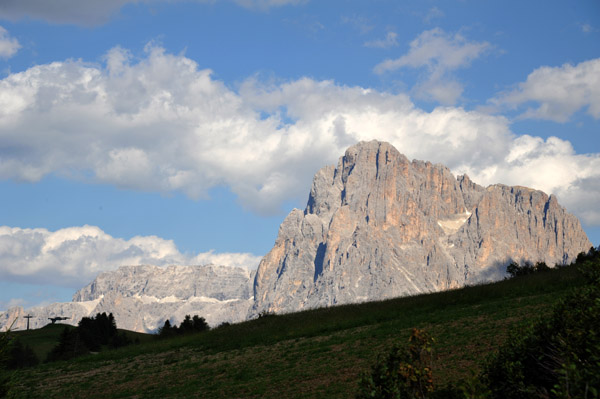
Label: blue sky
xmin=0 ymin=0 xmax=599 ymax=310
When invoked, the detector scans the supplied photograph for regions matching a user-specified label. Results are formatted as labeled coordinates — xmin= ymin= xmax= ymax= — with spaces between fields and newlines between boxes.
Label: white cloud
xmin=374 ymin=28 xmax=490 ymax=104
xmin=364 ymin=32 xmax=398 ymax=49
xmin=0 ymin=26 xmax=20 ymax=59
xmin=459 ymin=135 xmax=600 ymax=226
xmin=492 ymin=58 xmax=600 ymax=122
xmin=423 ymin=6 xmax=444 ymax=24
xmin=0 ymin=45 xmax=599 ymax=227
xmin=374 ymin=28 xmax=490 ymax=72
xmin=580 ymin=23 xmax=597 ymax=34
xmin=0 ymin=225 xmax=261 ymax=288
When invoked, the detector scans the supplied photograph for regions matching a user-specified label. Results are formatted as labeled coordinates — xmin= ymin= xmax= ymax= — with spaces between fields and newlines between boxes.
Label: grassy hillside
xmin=9 ymin=323 xmax=153 ymax=363
xmin=6 ymin=264 xmax=587 ymax=398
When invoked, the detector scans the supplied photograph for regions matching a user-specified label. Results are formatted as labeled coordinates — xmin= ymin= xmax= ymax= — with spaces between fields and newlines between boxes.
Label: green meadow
xmin=2 ymin=263 xmax=589 ymax=398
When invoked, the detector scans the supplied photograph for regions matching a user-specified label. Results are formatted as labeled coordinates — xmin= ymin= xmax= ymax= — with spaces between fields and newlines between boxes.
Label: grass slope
xmin=10 ymin=324 xmax=153 ymax=362
xmin=8 ymin=265 xmax=585 ymax=398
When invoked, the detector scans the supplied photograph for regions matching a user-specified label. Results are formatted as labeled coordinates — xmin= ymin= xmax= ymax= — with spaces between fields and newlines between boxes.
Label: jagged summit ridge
xmin=252 ymin=140 xmax=591 ymax=315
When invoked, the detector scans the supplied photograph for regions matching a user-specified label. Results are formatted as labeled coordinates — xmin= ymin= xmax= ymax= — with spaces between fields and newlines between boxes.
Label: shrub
xmin=357 ymin=328 xmax=434 ymax=399
xmin=0 ymin=322 xmax=13 ymax=398
xmin=486 ymin=258 xmax=600 ymax=398
xmin=506 ymin=261 xmax=551 ymax=278
xmin=158 ymin=315 xmax=209 ymax=339
xmin=5 ymin=339 xmax=38 ymax=369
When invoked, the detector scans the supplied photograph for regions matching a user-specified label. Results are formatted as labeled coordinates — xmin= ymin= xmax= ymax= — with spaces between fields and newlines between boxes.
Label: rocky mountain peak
xmin=252 ymin=140 xmax=591 ymax=315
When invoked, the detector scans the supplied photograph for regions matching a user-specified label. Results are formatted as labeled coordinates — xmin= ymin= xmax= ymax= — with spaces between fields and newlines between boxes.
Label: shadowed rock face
xmin=252 ymin=140 xmax=591 ymax=315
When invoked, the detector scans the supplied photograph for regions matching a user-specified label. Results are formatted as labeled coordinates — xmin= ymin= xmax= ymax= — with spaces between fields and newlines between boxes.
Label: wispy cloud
xmin=341 ymin=14 xmax=374 ymax=34
xmin=0 ymin=26 xmax=20 ymax=59
xmin=374 ymin=28 xmax=490 ymax=104
xmin=364 ymin=31 xmax=399 ymax=49
xmin=423 ymin=6 xmax=444 ymax=24
xmin=492 ymin=58 xmax=600 ymax=122
xmin=580 ymin=23 xmax=597 ymax=34
xmin=0 ymin=45 xmax=598 ymax=226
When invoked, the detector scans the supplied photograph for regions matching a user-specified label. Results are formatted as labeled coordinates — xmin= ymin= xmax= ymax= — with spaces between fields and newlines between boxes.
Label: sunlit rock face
xmin=252 ymin=140 xmax=591 ymax=315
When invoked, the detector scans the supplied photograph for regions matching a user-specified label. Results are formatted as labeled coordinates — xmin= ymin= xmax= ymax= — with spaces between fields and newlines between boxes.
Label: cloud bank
xmin=493 ymin=58 xmax=600 ymax=122
xmin=0 ymin=45 xmax=599 ymax=227
xmin=0 ymin=225 xmax=262 ymax=288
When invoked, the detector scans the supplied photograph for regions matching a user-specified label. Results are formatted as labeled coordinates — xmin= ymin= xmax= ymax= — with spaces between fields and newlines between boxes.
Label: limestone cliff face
xmin=74 ymin=264 xmax=253 ymax=303
xmin=1 ymin=265 xmax=255 ymax=333
xmin=252 ymin=140 xmax=591 ymax=315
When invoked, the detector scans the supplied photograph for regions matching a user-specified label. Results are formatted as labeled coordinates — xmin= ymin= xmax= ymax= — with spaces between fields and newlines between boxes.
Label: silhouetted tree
xmin=47 ymin=312 xmax=129 ymax=362
xmin=179 ymin=315 xmax=194 ymax=334
xmin=78 ymin=312 xmax=118 ymax=351
xmin=6 ymin=339 xmax=38 ymax=369
xmin=191 ymin=315 xmax=209 ymax=332
xmin=506 ymin=261 xmax=551 ymax=278
xmin=46 ymin=327 xmax=86 ymax=362
xmin=178 ymin=315 xmax=209 ymax=334
xmin=158 ymin=315 xmax=209 ymax=339
xmin=158 ymin=319 xmax=175 ymax=338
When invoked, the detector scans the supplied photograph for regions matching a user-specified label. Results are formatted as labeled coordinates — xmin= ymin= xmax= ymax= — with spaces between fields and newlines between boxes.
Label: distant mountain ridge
xmin=1 ymin=265 xmax=255 ymax=333
xmin=1 ymin=140 xmax=592 ymax=332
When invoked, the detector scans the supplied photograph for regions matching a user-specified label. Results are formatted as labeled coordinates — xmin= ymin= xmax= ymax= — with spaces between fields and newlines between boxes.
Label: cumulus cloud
xmin=0 ymin=225 xmax=262 ymax=288
xmin=458 ymin=135 xmax=600 ymax=226
xmin=0 ymin=26 xmax=20 ymax=59
xmin=492 ymin=58 xmax=600 ymax=122
xmin=0 ymin=45 xmax=599 ymax=226
xmin=374 ymin=28 xmax=490 ymax=104
xmin=364 ymin=31 xmax=398 ymax=48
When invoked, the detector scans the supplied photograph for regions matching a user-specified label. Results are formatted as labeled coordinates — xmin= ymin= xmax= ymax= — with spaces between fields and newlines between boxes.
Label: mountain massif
xmin=1 ymin=265 xmax=254 ymax=332
xmin=1 ymin=140 xmax=592 ymax=332
xmin=251 ymin=140 xmax=591 ymax=315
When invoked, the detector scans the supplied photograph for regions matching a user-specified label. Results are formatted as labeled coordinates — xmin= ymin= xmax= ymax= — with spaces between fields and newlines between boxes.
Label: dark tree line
xmin=506 ymin=245 xmax=600 ymax=278
xmin=158 ymin=315 xmax=209 ymax=338
xmin=506 ymin=260 xmax=551 ymax=277
xmin=4 ymin=339 xmax=38 ymax=369
xmin=46 ymin=312 xmax=131 ymax=362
